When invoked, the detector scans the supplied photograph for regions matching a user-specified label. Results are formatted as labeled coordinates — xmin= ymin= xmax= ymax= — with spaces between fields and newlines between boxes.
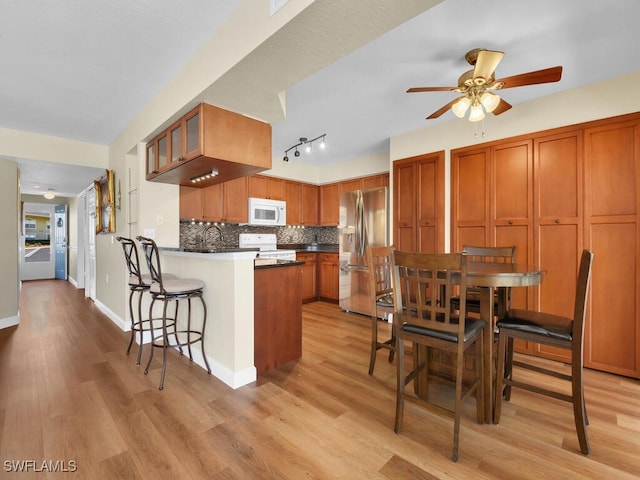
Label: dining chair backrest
xmin=367 ymin=245 xmax=395 ymax=311
xmin=572 ymin=249 xmax=594 ymax=357
xmin=392 ymin=251 xmax=468 ymax=340
xmin=462 ymin=245 xmax=517 ymax=264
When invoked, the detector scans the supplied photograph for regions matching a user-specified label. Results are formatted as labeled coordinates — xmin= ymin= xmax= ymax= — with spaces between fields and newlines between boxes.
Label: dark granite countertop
xmin=254 ymin=259 xmax=305 ymax=269
xmin=278 ymin=243 xmax=339 ymax=253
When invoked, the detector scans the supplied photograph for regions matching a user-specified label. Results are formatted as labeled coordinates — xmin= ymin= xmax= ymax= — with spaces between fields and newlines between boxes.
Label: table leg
xmin=479 ymin=286 xmax=494 ymax=423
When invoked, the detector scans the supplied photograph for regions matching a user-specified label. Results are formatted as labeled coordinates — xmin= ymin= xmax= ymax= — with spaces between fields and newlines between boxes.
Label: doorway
xmin=21 ymin=202 xmax=56 ymax=280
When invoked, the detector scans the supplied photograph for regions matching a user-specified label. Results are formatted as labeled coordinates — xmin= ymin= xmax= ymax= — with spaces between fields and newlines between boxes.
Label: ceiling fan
xmin=407 ymin=48 xmax=562 ymax=121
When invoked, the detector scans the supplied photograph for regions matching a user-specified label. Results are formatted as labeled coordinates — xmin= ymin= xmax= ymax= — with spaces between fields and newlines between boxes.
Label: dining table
xmin=463 ymin=262 xmax=546 ymax=423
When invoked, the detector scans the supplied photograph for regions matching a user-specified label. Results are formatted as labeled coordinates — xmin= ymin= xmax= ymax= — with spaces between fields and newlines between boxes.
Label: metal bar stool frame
xmin=136 ymin=236 xmax=212 ymax=390
xmin=116 ymin=236 xmax=178 ymax=366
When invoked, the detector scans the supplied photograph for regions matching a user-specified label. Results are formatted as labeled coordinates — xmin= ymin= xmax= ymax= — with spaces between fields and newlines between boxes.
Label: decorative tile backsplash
xmin=180 ymin=220 xmax=338 ymax=249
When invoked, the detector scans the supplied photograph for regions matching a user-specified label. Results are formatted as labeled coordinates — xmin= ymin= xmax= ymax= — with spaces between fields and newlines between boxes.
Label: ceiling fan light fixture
xmin=480 ymin=91 xmax=500 ymax=113
xmin=451 ymin=97 xmax=471 ymax=118
xmin=469 ymin=103 xmax=485 ymax=122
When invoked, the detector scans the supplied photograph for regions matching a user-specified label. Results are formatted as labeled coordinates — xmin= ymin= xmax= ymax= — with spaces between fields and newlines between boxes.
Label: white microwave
xmin=248 ymin=197 xmax=286 ymax=226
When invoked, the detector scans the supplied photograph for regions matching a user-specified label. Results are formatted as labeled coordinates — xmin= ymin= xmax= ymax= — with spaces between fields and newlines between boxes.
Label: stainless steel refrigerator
xmin=339 ymin=186 xmax=389 ymax=316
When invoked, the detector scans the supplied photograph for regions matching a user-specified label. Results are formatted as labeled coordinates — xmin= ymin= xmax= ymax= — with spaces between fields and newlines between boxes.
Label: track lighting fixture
xmin=283 ymin=134 xmax=326 ymax=162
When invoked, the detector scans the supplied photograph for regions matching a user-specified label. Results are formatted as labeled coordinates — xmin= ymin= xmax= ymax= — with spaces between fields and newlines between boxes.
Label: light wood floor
xmin=1 ymin=280 xmax=639 ymax=479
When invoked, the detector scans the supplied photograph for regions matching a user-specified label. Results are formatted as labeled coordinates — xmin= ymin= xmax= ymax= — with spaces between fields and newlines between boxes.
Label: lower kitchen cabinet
xmin=254 ymin=264 xmax=302 ymax=373
xmin=297 ymin=252 xmax=317 ymax=303
xmin=318 ymin=253 xmax=339 ymax=302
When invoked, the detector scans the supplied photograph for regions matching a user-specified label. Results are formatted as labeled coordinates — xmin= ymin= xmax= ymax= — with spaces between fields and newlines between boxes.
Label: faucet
xmin=202 ymin=224 xmax=224 ymax=248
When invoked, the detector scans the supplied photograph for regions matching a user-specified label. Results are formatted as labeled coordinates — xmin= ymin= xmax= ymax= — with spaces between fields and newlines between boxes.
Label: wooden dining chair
xmin=366 ymin=245 xmax=396 ymax=375
xmin=392 ymin=251 xmax=484 ymax=462
xmin=494 ymin=249 xmax=594 ymax=455
xmin=450 ymin=245 xmax=518 ymax=320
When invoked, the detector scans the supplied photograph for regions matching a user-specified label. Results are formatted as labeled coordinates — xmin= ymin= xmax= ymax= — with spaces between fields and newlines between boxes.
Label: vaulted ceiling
xmin=3 ymin=0 xmax=640 ymax=196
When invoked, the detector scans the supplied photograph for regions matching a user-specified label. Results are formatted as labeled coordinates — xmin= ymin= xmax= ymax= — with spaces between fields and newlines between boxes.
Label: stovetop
xmin=238 ymin=233 xmax=296 ymax=259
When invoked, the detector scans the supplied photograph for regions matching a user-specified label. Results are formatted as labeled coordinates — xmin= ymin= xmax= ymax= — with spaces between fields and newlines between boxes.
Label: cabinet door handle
xmin=424 ymin=221 xmax=430 ymax=225
xmin=554 ymin=218 xmax=560 ymax=224
xmin=508 ymin=220 xmax=513 ymax=225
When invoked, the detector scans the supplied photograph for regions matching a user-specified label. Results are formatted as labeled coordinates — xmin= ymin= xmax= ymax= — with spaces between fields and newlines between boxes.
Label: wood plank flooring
xmin=1 ymin=279 xmax=639 ymax=479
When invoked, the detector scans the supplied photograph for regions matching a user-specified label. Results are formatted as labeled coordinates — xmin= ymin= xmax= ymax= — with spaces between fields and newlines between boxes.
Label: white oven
xmin=239 ymin=233 xmax=296 ymax=260
xmin=248 ymin=197 xmax=286 ymax=226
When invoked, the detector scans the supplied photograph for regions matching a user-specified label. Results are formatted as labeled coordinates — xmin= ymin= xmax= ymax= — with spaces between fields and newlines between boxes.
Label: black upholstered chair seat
xmin=498 ymin=310 xmax=573 ymax=342
xmin=402 ymin=317 xmax=484 ymax=343
xmin=376 ymin=293 xmax=394 ymax=308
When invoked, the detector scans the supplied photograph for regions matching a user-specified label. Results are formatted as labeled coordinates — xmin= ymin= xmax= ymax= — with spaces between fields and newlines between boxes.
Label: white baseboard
xmin=68 ymin=276 xmax=78 ymax=288
xmin=94 ymin=300 xmax=256 ymax=389
xmin=94 ymin=299 xmax=127 ymax=331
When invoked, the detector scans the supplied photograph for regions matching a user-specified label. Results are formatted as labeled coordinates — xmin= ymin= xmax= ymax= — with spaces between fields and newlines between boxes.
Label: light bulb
xmin=451 ymin=97 xmax=471 ymax=118
xmin=480 ymin=91 xmax=500 ymax=113
xmin=319 ymin=137 xmax=326 ymax=149
xmin=305 ymin=143 xmax=311 ymax=153
xmin=468 ymin=103 xmax=485 ymax=122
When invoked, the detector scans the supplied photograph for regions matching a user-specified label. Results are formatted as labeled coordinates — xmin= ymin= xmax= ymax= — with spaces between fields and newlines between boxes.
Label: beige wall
xmin=0 ymin=158 xmax=19 ymax=328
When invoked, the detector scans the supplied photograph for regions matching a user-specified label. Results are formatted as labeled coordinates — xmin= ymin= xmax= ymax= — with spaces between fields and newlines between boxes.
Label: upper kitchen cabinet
xmin=146 ymin=103 xmax=272 ymax=187
xmin=248 ymin=175 xmax=285 ymax=200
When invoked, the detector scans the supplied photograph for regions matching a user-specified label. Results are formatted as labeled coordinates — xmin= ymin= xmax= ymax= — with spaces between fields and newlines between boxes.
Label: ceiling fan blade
xmin=407 ymin=86 xmax=455 ymax=93
xmin=473 ymin=50 xmax=504 ymax=81
xmin=496 ymin=66 xmax=563 ymax=89
xmin=492 ymin=98 xmax=512 ymax=115
xmin=426 ymin=99 xmax=457 ymax=119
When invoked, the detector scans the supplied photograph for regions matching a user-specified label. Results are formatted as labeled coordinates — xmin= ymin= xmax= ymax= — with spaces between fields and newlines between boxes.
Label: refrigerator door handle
xmin=356 ymin=191 xmax=365 ymax=259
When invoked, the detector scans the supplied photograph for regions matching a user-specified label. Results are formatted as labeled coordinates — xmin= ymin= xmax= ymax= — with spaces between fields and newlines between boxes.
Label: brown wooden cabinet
xmin=285 ymin=181 xmax=301 ymax=225
xmin=583 ymin=117 xmax=639 ymax=378
xmin=297 ymin=252 xmax=317 ymax=302
xmin=248 ymin=175 xmax=285 ymax=200
xmin=362 ymin=173 xmax=389 ymax=190
xmin=320 ymin=183 xmax=340 ymax=225
xmin=146 ymin=103 xmax=271 ymax=187
xmin=340 ymin=178 xmax=361 ymax=193
xmin=318 ymin=253 xmax=339 ymax=302
xmin=393 ymin=152 xmax=444 ymax=253
xmin=532 ymin=130 xmax=583 ymax=362
xmin=320 ymin=174 xmax=389 ymax=226
xmin=201 ymin=176 xmax=248 ymax=223
xmin=254 ymin=264 xmax=302 ymax=373
xmin=301 ymin=183 xmax=319 ymax=225
xmin=179 ymin=186 xmax=203 ymax=220
xmin=451 ymin=113 xmax=640 ymax=378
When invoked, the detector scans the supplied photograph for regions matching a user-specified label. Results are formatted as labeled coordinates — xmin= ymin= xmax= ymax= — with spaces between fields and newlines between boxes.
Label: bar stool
xmin=136 ymin=236 xmax=211 ymax=390
xmin=116 ymin=237 xmax=177 ymax=365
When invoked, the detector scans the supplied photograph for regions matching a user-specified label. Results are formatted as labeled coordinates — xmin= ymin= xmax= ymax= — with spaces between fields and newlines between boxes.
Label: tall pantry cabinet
xmin=583 ymin=118 xmax=640 ymax=378
xmin=451 ymin=113 xmax=640 ymax=378
xmin=393 ymin=152 xmax=445 ymax=253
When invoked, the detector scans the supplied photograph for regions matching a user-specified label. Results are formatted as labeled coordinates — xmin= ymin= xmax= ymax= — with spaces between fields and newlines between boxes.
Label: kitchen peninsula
xmin=158 ymin=248 xmax=303 ymax=388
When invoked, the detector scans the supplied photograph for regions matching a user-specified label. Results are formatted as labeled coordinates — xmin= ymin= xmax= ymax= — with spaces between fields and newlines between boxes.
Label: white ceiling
xmin=3 ymin=0 xmax=640 ymax=196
